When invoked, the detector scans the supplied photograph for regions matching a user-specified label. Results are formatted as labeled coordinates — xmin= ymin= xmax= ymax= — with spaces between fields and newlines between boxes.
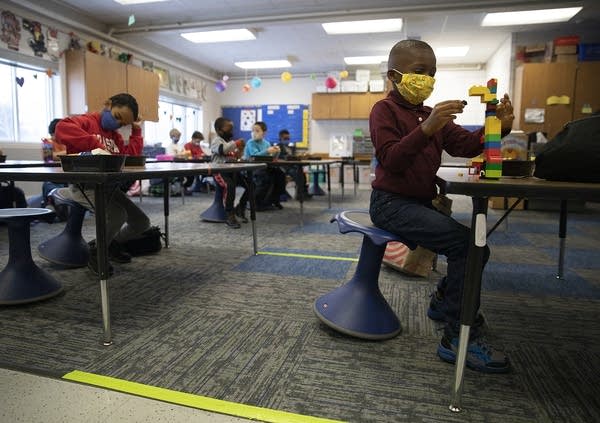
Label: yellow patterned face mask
xmin=392 ymin=69 xmax=435 ymax=105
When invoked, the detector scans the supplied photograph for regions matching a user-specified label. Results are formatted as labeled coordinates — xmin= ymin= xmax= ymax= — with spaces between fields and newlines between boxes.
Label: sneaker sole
xmin=437 ymin=343 xmax=510 ymax=374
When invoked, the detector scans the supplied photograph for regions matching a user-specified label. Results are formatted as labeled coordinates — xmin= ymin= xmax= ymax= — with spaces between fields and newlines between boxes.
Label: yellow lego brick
xmin=484 ymin=117 xmax=501 ymax=134
xmin=469 ymin=85 xmax=497 ymax=103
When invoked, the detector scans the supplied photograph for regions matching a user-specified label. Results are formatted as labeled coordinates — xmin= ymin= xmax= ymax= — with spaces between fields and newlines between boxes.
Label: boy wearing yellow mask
xmin=369 ymin=39 xmax=514 ymax=373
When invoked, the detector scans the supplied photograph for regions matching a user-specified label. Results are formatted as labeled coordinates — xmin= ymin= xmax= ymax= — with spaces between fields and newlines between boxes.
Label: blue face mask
xmin=101 ymin=109 xmax=120 ymax=131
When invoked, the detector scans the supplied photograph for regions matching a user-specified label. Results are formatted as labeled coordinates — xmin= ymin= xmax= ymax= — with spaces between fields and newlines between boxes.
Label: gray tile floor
xmin=0 ymin=368 xmax=252 ymax=422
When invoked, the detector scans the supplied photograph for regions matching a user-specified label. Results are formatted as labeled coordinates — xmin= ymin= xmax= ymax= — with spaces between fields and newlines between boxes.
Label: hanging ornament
xmin=325 ymin=76 xmax=338 ymax=89
xmin=310 ymin=73 xmax=316 ymax=80
xmin=339 ymin=70 xmax=349 ymax=79
xmin=33 ymin=74 xmax=38 ymax=79
xmin=222 ymin=75 xmax=230 ymax=82
xmin=15 ymin=76 xmax=24 ymax=87
xmin=281 ymin=71 xmax=292 ymax=83
xmin=45 ymin=68 xmax=53 ymax=78
xmin=242 ymin=83 xmax=251 ymax=93
xmin=215 ymin=80 xmax=227 ymax=92
xmin=250 ymin=76 xmax=262 ymax=88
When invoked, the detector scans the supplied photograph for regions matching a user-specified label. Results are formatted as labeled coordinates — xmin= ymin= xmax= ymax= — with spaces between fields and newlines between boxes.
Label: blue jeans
xmin=369 ymin=189 xmax=490 ymax=325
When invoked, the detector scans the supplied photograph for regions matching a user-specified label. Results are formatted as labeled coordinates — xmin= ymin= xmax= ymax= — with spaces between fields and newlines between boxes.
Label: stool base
xmin=314 ymin=278 xmax=401 ymax=340
xmin=0 ymin=263 xmax=63 ymax=305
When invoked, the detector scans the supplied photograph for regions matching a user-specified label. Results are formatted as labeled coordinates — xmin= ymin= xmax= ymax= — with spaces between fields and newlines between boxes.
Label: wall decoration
xmin=15 ymin=76 xmax=24 ymax=87
xmin=46 ymin=27 xmax=60 ymax=61
xmin=22 ymin=19 xmax=46 ymax=57
xmin=153 ymin=66 xmax=170 ymax=89
xmin=240 ymin=109 xmax=256 ymax=131
xmin=1 ymin=11 xmax=21 ymax=51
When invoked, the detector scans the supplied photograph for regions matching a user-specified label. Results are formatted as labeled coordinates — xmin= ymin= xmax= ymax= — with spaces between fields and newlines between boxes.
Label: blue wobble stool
xmin=314 ymin=210 xmax=415 ymax=340
xmin=308 ymin=168 xmax=326 ymax=196
xmin=0 ymin=208 xmax=63 ymax=305
xmin=38 ymin=189 xmax=89 ymax=267
xmin=200 ymin=183 xmax=227 ymax=222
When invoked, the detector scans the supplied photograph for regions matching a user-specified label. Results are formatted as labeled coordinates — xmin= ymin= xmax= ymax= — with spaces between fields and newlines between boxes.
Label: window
xmin=143 ymin=99 xmax=203 ymax=148
xmin=0 ymin=61 xmax=61 ymax=142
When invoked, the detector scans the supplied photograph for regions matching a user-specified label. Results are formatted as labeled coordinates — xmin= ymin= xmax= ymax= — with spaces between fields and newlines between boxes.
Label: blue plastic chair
xmin=200 ymin=183 xmax=227 ymax=222
xmin=314 ymin=210 xmax=416 ymax=340
xmin=0 ymin=208 xmax=63 ymax=305
xmin=38 ymin=188 xmax=90 ymax=268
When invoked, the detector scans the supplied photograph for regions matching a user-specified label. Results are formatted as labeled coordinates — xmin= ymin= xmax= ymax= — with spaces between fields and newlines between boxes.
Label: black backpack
xmin=534 ymin=115 xmax=600 ymax=182
xmin=0 ymin=183 xmax=27 ymax=208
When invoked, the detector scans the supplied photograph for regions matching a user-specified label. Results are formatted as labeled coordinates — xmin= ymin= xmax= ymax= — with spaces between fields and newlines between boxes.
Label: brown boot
xmin=226 ymin=212 xmax=241 ymax=229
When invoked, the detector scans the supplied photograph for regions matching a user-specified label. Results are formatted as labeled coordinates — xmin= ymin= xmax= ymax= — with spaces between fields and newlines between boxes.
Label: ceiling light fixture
xmin=181 ymin=28 xmax=255 ymax=43
xmin=113 ymin=0 xmax=168 ymax=4
xmin=344 ymin=56 xmax=388 ymax=65
xmin=234 ymin=60 xmax=292 ymax=69
xmin=435 ymin=46 xmax=470 ymax=57
xmin=322 ymin=18 xmax=403 ymax=34
xmin=481 ymin=7 xmax=582 ymax=26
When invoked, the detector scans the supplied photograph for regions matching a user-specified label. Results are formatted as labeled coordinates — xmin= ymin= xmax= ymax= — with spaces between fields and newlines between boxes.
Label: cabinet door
xmin=127 ymin=65 xmax=159 ymax=122
xmin=85 ymin=52 xmax=127 ymax=113
xmin=350 ymin=94 xmax=370 ymax=119
xmin=311 ymin=94 xmax=330 ymax=119
xmin=518 ymin=63 xmax=576 ymax=139
xmin=329 ymin=94 xmax=351 ymax=119
xmin=573 ymin=62 xmax=600 ymax=121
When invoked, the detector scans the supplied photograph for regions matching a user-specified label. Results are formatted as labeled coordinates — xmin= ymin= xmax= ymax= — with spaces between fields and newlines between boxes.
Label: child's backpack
xmin=534 ymin=115 xmax=600 ymax=182
xmin=0 ymin=183 xmax=27 ymax=209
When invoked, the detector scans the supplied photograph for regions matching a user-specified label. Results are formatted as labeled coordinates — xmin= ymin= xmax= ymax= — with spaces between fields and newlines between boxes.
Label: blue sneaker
xmin=437 ymin=333 xmax=510 ymax=373
xmin=427 ymin=291 xmax=485 ymax=328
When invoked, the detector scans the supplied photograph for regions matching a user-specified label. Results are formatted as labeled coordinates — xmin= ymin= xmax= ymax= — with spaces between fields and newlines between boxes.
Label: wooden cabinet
xmin=312 ymin=92 xmax=388 ymax=120
xmin=514 ymin=62 xmax=600 ymax=139
xmin=65 ymin=50 xmax=159 ymax=122
xmin=126 ymin=64 xmax=160 ymax=121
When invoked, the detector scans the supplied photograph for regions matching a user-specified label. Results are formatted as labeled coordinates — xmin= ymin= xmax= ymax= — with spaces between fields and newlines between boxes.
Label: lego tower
xmin=469 ymin=78 xmax=502 ymax=179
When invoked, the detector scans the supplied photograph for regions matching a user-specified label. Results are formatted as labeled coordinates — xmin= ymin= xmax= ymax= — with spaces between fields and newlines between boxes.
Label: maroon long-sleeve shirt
xmin=369 ymin=90 xmax=484 ymax=200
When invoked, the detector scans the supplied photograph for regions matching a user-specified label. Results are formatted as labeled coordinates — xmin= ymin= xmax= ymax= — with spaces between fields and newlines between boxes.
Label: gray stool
xmin=38 ymin=189 xmax=89 ymax=267
xmin=0 ymin=208 xmax=63 ymax=305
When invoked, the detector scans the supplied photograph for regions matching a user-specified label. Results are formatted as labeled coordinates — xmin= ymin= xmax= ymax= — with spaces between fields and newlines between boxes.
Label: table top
xmin=0 ymin=160 xmax=61 ymax=168
xmin=0 ymin=161 xmax=266 ymax=183
xmin=441 ymin=175 xmax=600 ymax=201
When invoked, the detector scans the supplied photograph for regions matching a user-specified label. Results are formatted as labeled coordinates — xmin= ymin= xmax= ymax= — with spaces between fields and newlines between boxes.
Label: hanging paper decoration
xmin=222 ymin=75 xmax=230 ymax=82
xmin=46 ymin=68 xmax=54 ymax=78
xmin=250 ymin=76 xmax=262 ymax=88
xmin=46 ymin=27 xmax=60 ymax=61
xmin=15 ymin=77 xmax=24 ymax=87
xmin=128 ymin=14 xmax=136 ymax=26
xmin=339 ymin=70 xmax=349 ymax=79
xmin=242 ymin=83 xmax=251 ymax=93
xmin=1 ymin=11 xmax=21 ymax=51
xmin=281 ymin=71 xmax=292 ymax=83
xmin=325 ymin=76 xmax=338 ymax=89
xmin=310 ymin=73 xmax=316 ymax=80
xmin=22 ymin=19 xmax=47 ymax=57
xmin=215 ymin=80 xmax=227 ymax=92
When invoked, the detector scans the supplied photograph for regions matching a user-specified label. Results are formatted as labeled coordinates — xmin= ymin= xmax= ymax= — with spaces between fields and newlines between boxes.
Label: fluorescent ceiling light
xmin=234 ymin=60 xmax=292 ymax=69
xmin=181 ymin=29 xmax=255 ymax=43
xmin=482 ymin=7 xmax=582 ymax=26
xmin=113 ymin=0 xmax=168 ymax=4
xmin=322 ymin=18 xmax=403 ymax=34
xmin=344 ymin=56 xmax=387 ymax=65
xmin=435 ymin=46 xmax=470 ymax=57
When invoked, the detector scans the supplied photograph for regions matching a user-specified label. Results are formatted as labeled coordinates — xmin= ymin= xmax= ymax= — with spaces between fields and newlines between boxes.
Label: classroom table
xmin=0 ymin=161 xmax=265 ymax=345
xmin=439 ymin=175 xmax=600 ymax=412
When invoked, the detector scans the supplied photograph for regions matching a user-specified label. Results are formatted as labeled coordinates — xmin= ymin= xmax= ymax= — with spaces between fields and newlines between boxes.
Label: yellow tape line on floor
xmin=257 ymin=251 xmax=358 ymax=262
xmin=63 ymin=370 xmax=345 ymax=423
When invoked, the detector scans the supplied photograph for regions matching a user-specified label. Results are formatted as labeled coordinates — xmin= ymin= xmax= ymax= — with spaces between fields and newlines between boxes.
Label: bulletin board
xmin=221 ymin=104 xmax=309 ymax=148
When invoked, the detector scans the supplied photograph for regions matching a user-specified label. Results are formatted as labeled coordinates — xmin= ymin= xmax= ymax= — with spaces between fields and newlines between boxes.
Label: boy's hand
xmin=496 ymin=93 xmax=515 ymax=131
xmin=421 ymin=100 xmax=466 ymax=136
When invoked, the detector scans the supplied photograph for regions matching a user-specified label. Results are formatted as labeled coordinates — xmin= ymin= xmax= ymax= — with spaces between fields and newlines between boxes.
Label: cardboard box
xmin=489 ymin=197 xmax=525 ymax=210
xmin=555 ymin=53 xmax=578 ymax=63
xmin=554 ymin=44 xmax=577 ymax=55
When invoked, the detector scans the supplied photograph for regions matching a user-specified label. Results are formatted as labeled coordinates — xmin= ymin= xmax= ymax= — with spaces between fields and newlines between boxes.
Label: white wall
xmin=485 ymin=34 xmax=514 ymax=99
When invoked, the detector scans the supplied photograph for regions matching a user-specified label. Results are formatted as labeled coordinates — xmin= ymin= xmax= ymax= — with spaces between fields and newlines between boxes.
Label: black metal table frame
xmin=0 ymin=162 xmax=265 ymax=346
xmin=440 ymin=175 xmax=600 ymax=412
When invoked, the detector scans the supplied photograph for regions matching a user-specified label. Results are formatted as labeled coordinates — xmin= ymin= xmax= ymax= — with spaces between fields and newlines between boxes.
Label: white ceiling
xmin=16 ymin=0 xmax=600 ymax=79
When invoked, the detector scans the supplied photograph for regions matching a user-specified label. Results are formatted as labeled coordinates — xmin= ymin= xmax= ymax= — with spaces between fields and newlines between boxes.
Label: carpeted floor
xmin=0 ymin=185 xmax=599 ymax=422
